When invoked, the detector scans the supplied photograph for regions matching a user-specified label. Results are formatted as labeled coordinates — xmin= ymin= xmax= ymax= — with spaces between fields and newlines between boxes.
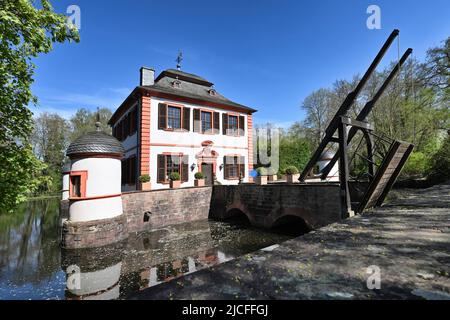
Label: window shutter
xmin=239 ymin=156 xmax=246 ymax=178
xmin=130 ymin=156 xmax=136 ymax=184
xmin=183 ymin=107 xmax=191 ymax=131
xmin=127 ymin=113 xmax=131 ymax=136
xmin=223 ymin=156 xmax=228 ymax=179
xmin=182 ymin=155 xmax=189 ymax=182
xmin=239 ymin=115 xmax=245 ymax=136
xmin=222 ymin=113 xmax=228 ymax=135
xmin=193 ymin=109 xmax=200 ymax=132
xmin=158 ymin=103 xmax=167 ymax=130
xmin=213 ymin=112 xmax=220 ymax=134
xmin=157 ymin=154 xmax=166 ymax=183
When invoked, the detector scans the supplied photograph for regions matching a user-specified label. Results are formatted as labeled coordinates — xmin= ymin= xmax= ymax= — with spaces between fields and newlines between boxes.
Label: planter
xmin=170 ymin=180 xmax=181 ymax=189
xmin=255 ymin=176 xmax=268 ymax=185
xmin=194 ymin=179 xmax=205 ymax=187
xmin=286 ymin=174 xmax=300 ymax=184
xmin=141 ymin=182 xmax=151 ymax=191
xmin=267 ymin=175 xmax=278 ymax=182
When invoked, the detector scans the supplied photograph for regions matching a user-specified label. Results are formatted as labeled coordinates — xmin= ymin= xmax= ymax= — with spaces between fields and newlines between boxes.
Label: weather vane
xmin=176 ymin=51 xmax=183 ymax=70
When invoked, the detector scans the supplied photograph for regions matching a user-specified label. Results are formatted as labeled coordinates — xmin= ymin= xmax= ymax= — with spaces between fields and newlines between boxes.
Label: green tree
xmin=32 ymin=112 xmax=70 ymax=169
xmin=0 ymin=0 xmax=79 ymax=212
xmin=70 ymin=107 xmax=112 ymax=140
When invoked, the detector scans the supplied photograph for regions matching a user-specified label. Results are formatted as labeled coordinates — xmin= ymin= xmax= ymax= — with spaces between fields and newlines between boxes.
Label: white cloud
xmin=31 ymin=87 xmax=132 ymax=119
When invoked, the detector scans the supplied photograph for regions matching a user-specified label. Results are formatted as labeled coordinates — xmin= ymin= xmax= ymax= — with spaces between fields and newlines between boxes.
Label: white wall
xmin=148 ymin=96 xmax=251 ymax=190
xmin=71 ymin=158 xmax=122 ymax=197
xmin=69 ymin=157 xmax=123 ymax=221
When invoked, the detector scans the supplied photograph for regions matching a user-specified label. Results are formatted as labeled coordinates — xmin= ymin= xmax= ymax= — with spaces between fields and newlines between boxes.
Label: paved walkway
xmin=130 ymin=182 xmax=450 ymax=300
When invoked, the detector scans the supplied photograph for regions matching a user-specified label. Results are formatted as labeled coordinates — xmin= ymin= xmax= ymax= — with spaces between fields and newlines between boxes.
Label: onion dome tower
xmin=62 ymin=119 xmax=127 ymax=249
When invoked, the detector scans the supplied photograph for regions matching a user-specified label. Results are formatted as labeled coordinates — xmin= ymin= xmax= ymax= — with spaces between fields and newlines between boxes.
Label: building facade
xmin=109 ymin=67 xmax=257 ymax=191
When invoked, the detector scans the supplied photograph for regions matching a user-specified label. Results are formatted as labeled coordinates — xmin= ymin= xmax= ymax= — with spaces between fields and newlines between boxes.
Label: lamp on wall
xmin=191 ymin=163 xmax=196 ymax=171
xmin=219 ymin=164 xmax=224 ymax=171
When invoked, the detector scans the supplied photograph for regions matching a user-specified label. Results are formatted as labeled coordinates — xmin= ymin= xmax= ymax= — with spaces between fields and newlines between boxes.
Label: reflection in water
xmin=0 ymin=199 xmax=297 ymax=300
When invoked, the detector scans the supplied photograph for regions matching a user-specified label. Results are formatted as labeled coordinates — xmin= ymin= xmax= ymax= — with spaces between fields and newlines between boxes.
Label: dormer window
xmin=208 ymin=89 xmax=216 ymax=96
xmin=171 ymin=79 xmax=181 ymax=88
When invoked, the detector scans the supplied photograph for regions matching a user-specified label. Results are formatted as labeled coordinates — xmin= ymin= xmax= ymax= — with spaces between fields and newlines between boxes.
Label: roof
xmin=109 ymin=69 xmax=256 ymax=125
xmin=154 ymin=69 xmax=213 ymax=86
xmin=66 ymin=131 xmax=124 ymax=158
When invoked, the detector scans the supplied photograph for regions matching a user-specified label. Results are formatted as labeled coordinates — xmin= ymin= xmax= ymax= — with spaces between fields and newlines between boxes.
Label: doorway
xmin=201 ymin=163 xmax=214 ymax=186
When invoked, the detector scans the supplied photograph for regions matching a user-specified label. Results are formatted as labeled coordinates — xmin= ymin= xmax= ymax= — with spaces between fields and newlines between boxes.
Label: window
xmin=228 ymin=115 xmax=238 ymax=135
xmin=224 ymin=156 xmax=245 ymax=180
xmin=167 ymin=106 xmax=181 ymax=129
xmin=113 ymin=107 xmax=137 ymax=141
xmin=166 ymin=155 xmax=180 ymax=177
xmin=194 ymin=109 xmax=219 ymax=134
xmin=157 ymin=154 xmax=189 ymax=183
xmin=69 ymin=171 xmax=87 ymax=198
xmin=122 ymin=156 xmax=137 ymax=185
xmin=222 ymin=113 xmax=245 ymax=136
xmin=71 ymin=176 xmax=81 ymax=197
xmin=201 ymin=111 xmax=212 ymax=133
xmin=158 ymin=103 xmax=190 ymax=131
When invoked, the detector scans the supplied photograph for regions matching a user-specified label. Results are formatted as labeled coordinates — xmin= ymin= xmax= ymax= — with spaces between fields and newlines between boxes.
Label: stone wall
xmin=61 ymin=214 xmax=128 ymax=249
xmin=122 ymin=186 xmax=213 ymax=233
xmin=210 ymin=183 xmax=342 ymax=229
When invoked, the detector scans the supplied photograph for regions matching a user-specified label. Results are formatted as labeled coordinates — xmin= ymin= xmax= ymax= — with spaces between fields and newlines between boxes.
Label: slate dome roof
xmin=66 ymin=130 xmax=124 ymax=158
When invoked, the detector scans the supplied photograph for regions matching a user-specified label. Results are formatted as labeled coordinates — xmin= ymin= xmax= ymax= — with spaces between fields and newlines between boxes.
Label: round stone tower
xmin=62 ymin=123 xmax=127 ymax=249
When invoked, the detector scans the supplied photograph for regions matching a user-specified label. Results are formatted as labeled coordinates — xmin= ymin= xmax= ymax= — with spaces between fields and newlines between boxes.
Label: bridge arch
xmin=223 ymin=206 xmax=255 ymax=226
xmin=270 ymin=215 xmax=312 ymax=236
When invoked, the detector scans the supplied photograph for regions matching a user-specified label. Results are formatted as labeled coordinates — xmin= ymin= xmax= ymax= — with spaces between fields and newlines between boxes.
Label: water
xmin=0 ymin=198 xmax=297 ymax=300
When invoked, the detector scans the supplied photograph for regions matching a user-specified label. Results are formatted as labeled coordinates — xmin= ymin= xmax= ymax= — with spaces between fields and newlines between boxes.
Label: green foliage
xmin=138 ymin=174 xmax=150 ymax=183
xmin=0 ymin=0 xmax=79 ymax=212
xmin=255 ymin=167 xmax=268 ymax=176
xmin=279 ymin=136 xmax=311 ymax=174
xmin=194 ymin=172 xmax=204 ymax=180
xmin=403 ymin=152 xmax=429 ymax=177
xmin=169 ymin=172 xmax=181 ymax=181
xmin=0 ymin=144 xmax=47 ymax=213
xmin=70 ymin=108 xmax=112 ymax=140
xmin=285 ymin=166 xmax=299 ymax=175
xmin=427 ymin=135 xmax=450 ymax=184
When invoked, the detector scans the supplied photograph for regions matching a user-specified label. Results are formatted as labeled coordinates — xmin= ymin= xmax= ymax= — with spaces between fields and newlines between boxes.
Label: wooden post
xmin=338 ymin=117 xmax=352 ymax=218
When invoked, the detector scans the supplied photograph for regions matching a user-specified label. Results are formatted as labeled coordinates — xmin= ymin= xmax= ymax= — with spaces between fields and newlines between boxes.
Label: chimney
xmin=140 ymin=67 xmax=154 ymax=86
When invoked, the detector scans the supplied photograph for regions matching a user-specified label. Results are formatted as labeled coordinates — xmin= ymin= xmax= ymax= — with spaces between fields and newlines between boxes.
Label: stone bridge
xmin=209 ymin=183 xmax=343 ymax=231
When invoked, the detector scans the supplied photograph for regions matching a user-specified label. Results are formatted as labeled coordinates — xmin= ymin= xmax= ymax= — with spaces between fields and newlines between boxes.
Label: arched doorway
xmin=196 ymin=141 xmax=218 ymax=186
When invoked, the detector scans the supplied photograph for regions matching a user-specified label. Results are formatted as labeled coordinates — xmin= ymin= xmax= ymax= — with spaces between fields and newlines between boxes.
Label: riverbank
xmin=129 ymin=182 xmax=450 ymax=300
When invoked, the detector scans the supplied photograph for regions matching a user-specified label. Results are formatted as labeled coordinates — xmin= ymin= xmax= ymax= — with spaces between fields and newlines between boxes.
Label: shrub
xmin=427 ymin=135 xmax=450 ymax=184
xmin=194 ymin=172 xmax=204 ymax=179
xmin=285 ymin=166 xmax=299 ymax=175
xmin=138 ymin=174 xmax=150 ymax=183
xmin=255 ymin=167 xmax=268 ymax=176
xmin=169 ymin=172 xmax=181 ymax=181
xmin=402 ymin=151 xmax=428 ymax=178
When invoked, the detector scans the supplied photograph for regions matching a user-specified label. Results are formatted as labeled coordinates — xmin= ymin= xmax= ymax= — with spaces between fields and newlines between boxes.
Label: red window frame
xmin=69 ymin=171 xmax=88 ymax=199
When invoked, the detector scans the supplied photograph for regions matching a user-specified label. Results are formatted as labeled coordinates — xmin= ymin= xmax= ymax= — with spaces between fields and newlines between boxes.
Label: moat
xmin=0 ymin=198 xmax=300 ymax=300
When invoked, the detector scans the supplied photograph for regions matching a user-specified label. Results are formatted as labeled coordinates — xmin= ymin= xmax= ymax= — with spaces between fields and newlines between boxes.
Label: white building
xmin=65 ymin=124 xmax=125 ymax=222
xmin=108 ymin=67 xmax=257 ymax=191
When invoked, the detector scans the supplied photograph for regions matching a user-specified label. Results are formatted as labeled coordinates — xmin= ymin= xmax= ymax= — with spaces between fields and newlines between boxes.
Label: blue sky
xmin=31 ymin=0 xmax=450 ymax=127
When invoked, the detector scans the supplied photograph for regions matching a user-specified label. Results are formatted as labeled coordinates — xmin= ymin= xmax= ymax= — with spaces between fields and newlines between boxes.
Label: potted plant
xmin=255 ymin=167 xmax=268 ymax=185
xmin=285 ymin=166 xmax=300 ymax=183
xmin=169 ymin=172 xmax=181 ymax=189
xmin=139 ymin=174 xmax=151 ymax=191
xmin=194 ymin=172 xmax=205 ymax=187
xmin=267 ymin=169 xmax=278 ymax=182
